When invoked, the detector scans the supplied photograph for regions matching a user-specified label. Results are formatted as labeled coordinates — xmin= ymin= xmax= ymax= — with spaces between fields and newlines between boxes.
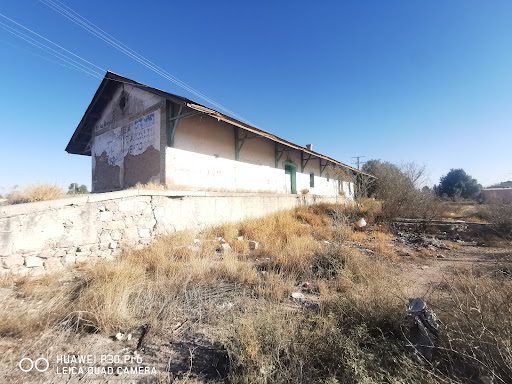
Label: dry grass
xmin=373 ymin=241 xmax=398 ymax=261
xmin=348 ymin=231 xmax=368 ymax=242
xmin=6 ymin=184 xmax=64 ymax=204
xmin=1 ymin=203 xmax=511 ymax=383
xmin=357 ymin=197 xmax=382 ymax=221
xmin=132 ymin=181 xmax=168 ymax=190
xmin=464 ymin=216 xmax=487 ymax=224
xmin=445 ymin=240 xmax=462 ymax=250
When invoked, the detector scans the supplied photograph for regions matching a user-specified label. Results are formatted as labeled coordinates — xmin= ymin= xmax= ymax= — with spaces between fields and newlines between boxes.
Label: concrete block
xmin=118 ymin=198 xmax=151 ymax=214
xmin=58 ymin=237 xmax=78 ymax=248
xmin=138 ymin=228 xmax=151 ymax=238
xmin=220 ymin=243 xmax=232 ymax=252
xmin=62 ymin=256 xmax=76 ymax=265
xmin=112 ymin=212 xmax=124 ymax=221
xmin=29 ymin=267 xmax=46 ymax=276
xmin=76 ymin=255 xmax=89 ymax=263
xmin=17 ymin=267 xmax=33 ymax=276
xmin=3 ymin=255 xmax=24 ymax=269
xmin=87 ymin=189 xmax=138 ymax=202
xmin=111 ymin=231 xmax=122 ymax=241
xmin=99 ymin=211 xmax=114 ymax=221
xmin=105 ymin=221 xmax=126 ymax=230
xmin=249 ymin=241 xmax=259 ymax=250
xmin=105 ymin=201 xmax=118 ymax=212
xmin=153 ymin=207 xmax=165 ymax=219
xmin=137 ymin=216 xmax=156 ymax=229
xmin=99 ymin=231 xmax=111 ymax=243
xmin=99 ymin=242 xmax=110 ymax=251
xmin=25 ymin=256 xmax=44 ymax=268
xmin=37 ymin=250 xmax=53 ymax=259
xmin=54 ymin=249 xmax=67 ymax=257
xmin=44 ymin=258 xmax=63 ymax=271
xmin=108 ymin=242 xmax=117 ymax=249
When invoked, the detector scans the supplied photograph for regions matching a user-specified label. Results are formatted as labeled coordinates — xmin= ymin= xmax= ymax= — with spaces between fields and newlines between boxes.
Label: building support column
xmin=275 ymin=143 xmax=285 ymax=168
xmin=166 ymin=100 xmax=200 ymax=147
xmin=234 ymin=126 xmax=247 ymax=160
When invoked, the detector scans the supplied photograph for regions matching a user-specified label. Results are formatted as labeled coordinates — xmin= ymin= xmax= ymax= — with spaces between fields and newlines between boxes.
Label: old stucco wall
xmin=92 ymin=85 xmax=165 ymax=192
xmin=0 ymin=191 xmax=348 ymax=276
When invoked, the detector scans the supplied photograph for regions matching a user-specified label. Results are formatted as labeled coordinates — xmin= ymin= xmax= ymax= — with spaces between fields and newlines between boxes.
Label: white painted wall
xmin=165 ymin=147 xmax=354 ymax=198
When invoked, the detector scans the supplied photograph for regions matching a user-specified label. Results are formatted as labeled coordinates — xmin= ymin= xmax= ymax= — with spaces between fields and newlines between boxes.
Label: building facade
xmin=66 ymin=72 xmax=373 ymax=197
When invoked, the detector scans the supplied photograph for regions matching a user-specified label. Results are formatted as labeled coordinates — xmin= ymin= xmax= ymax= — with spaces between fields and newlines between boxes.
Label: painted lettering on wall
xmin=93 ymin=111 xmax=160 ymax=165
xmin=123 ymin=113 xmax=159 ymax=157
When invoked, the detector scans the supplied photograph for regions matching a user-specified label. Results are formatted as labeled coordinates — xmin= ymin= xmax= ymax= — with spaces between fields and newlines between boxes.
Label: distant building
xmin=480 ymin=188 xmax=512 ymax=204
xmin=66 ymin=72 xmax=373 ymax=196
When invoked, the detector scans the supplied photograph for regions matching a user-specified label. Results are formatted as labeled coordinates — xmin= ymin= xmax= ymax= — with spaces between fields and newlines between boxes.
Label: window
xmin=326 ymin=173 xmax=330 ymax=182
xmin=310 ymin=172 xmax=315 ymax=188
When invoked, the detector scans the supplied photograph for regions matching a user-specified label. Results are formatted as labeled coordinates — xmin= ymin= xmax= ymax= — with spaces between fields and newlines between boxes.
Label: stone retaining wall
xmin=0 ymin=190 xmax=345 ymax=276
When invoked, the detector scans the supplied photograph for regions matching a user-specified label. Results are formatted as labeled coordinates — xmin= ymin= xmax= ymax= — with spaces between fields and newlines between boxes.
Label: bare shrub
xmin=436 ymin=272 xmax=512 ymax=383
xmin=7 ymin=184 xmax=64 ymax=204
xmin=475 ymin=204 xmax=512 ymax=240
xmin=361 ymin=160 xmax=443 ymax=220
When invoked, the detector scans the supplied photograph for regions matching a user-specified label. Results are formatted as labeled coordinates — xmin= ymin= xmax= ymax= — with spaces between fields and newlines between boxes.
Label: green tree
xmin=68 ymin=183 xmax=89 ymax=194
xmin=436 ymin=169 xmax=480 ymax=200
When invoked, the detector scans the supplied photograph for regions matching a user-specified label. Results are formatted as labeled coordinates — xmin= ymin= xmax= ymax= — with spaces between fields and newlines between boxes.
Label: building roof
xmin=66 ymin=71 xmax=374 ymax=178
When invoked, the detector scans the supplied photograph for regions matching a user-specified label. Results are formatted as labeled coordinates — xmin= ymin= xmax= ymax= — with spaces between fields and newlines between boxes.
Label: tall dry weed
xmin=7 ymin=184 xmax=64 ymax=204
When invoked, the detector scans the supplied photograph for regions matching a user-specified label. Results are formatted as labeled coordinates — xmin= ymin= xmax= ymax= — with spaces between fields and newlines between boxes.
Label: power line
xmin=351 ymin=156 xmax=366 ymax=170
xmin=40 ymin=0 xmax=256 ymax=126
xmin=0 ymin=20 xmax=102 ymax=79
xmin=0 ymin=12 xmax=105 ymax=73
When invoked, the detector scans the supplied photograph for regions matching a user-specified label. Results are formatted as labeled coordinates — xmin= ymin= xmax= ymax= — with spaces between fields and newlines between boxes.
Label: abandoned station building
xmin=66 ymin=72 xmax=371 ymax=197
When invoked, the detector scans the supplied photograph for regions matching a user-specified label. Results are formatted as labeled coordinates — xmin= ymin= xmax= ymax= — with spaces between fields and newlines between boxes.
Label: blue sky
xmin=0 ymin=0 xmax=511 ymax=194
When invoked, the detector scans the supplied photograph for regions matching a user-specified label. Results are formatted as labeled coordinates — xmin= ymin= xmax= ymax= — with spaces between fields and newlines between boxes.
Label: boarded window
xmin=310 ymin=172 xmax=315 ymax=188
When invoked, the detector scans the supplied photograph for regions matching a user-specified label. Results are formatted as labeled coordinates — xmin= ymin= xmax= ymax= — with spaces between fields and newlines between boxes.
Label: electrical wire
xmin=40 ymin=0 xmax=255 ymax=125
xmin=0 ymin=20 xmax=103 ymax=79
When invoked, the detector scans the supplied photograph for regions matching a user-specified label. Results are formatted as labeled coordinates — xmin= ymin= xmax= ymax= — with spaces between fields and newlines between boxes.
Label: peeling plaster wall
xmin=0 ymin=191 xmax=348 ymax=276
xmin=92 ymin=85 xmax=165 ymax=192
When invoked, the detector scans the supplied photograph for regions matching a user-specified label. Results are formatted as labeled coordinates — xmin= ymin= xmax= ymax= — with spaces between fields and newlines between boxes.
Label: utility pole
xmin=351 ymin=156 xmax=366 ymax=170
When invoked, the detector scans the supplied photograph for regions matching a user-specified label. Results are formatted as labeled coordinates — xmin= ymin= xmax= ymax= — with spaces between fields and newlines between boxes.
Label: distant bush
xmin=7 ymin=184 xmax=64 ymax=204
xmin=68 ymin=183 xmax=88 ymax=194
xmin=300 ymin=188 xmax=310 ymax=195
xmin=475 ymin=204 xmax=512 ymax=240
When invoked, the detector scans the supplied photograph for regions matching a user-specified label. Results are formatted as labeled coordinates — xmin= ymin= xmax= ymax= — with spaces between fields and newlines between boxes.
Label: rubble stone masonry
xmin=0 ymin=190 xmax=344 ymax=276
